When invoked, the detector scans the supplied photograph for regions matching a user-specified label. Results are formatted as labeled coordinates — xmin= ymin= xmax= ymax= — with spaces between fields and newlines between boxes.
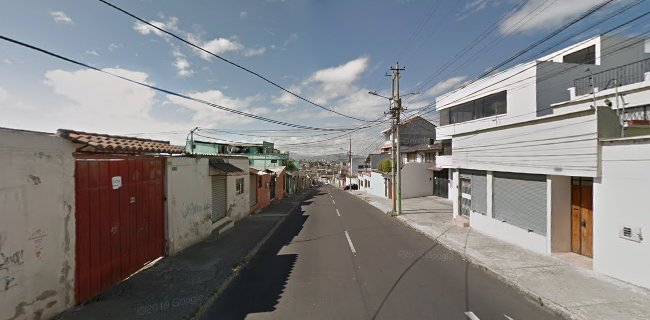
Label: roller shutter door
xmin=493 ymin=172 xmax=547 ymax=236
xmin=211 ymin=176 xmax=227 ymax=222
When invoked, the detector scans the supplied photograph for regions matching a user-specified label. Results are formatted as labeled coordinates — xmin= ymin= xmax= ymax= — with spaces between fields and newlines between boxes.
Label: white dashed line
xmin=332 ymin=200 xmax=336 ymax=205
xmin=336 ymin=209 xmax=340 ymax=217
xmin=344 ymin=230 xmax=356 ymax=254
xmin=465 ymin=311 xmax=480 ymax=320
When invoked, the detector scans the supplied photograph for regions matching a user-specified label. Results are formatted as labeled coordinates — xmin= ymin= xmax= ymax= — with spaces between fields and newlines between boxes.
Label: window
xmin=424 ymin=152 xmax=435 ymax=163
xmin=439 ymin=91 xmax=507 ymax=126
xmin=563 ymin=45 xmax=596 ymax=64
xmin=236 ymin=178 xmax=244 ymax=195
xmin=407 ymin=153 xmax=417 ymax=162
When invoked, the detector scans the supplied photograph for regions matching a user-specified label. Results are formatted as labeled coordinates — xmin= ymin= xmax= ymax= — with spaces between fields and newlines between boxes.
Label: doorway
xmin=571 ymin=177 xmax=593 ymax=257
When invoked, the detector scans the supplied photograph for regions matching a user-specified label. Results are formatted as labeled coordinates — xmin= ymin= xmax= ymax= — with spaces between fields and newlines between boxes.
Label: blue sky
xmin=0 ymin=0 xmax=646 ymax=156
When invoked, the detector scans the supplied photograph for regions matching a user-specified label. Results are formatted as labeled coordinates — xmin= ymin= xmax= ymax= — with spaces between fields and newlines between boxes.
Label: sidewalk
xmin=351 ymin=190 xmax=650 ymax=320
xmin=57 ymin=191 xmax=313 ymax=320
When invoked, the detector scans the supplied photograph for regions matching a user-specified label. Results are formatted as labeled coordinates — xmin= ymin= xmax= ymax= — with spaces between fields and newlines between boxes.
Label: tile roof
xmin=58 ymin=129 xmax=185 ymax=154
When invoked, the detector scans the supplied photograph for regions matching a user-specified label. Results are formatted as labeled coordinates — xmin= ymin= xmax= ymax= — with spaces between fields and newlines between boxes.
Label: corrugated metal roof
xmin=209 ymin=159 xmax=246 ymax=175
xmin=58 ymin=129 xmax=185 ymax=154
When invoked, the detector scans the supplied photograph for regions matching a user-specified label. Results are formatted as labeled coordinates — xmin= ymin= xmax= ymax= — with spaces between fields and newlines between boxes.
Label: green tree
xmin=286 ymin=159 xmax=299 ymax=172
xmin=376 ymin=159 xmax=392 ymax=173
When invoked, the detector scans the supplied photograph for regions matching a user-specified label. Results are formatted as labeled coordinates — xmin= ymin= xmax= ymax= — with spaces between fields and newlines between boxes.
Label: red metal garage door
xmin=74 ymin=156 xmax=165 ymax=303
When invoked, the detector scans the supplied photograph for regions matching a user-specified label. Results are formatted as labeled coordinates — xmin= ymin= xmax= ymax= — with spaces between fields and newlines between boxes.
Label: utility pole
xmin=349 ymin=136 xmax=352 ymax=186
xmin=390 ymin=62 xmax=406 ymax=216
xmin=389 ymin=71 xmax=397 ymax=214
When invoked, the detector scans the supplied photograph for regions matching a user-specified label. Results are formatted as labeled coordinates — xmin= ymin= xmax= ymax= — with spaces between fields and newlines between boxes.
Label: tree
xmin=376 ymin=159 xmax=392 ymax=173
xmin=286 ymin=159 xmax=299 ymax=172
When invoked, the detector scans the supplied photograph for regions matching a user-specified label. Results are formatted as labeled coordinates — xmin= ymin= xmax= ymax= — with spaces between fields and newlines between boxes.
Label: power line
xmin=0 ymin=34 xmax=356 ymax=132
xmin=97 ymin=0 xmax=381 ymax=123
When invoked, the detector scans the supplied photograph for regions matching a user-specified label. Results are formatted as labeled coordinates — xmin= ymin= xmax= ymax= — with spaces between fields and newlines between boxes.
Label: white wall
xmin=367 ymin=171 xmax=387 ymax=198
xmin=165 ymin=157 xmax=212 ymax=255
xmin=594 ymin=138 xmax=650 ymax=289
xmin=436 ymin=62 xmax=538 ymax=141
xmin=225 ymin=158 xmax=250 ymax=221
xmin=0 ymin=129 xmax=77 ymax=320
xmin=471 ymin=212 xmax=549 ymax=255
xmin=452 ymin=109 xmax=599 ymax=177
xmin=401 ymin=162 xmax=433 ymax=199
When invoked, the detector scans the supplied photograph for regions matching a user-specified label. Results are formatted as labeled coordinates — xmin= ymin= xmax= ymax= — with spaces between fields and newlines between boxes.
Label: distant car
xmin=351 ymin=184 xmax=359 ymax=190
xmin=344 ymin=185 xmax=351 ymax=190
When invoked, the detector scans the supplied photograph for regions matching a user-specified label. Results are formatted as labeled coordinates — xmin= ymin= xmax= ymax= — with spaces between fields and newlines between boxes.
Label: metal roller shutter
xmin=471 ymin=172 xmax=487 ymax=215
xmin=493 ymin=172 xmax=547 ymax=236
xmin=211 ymin=176 xmax=227 ymax=222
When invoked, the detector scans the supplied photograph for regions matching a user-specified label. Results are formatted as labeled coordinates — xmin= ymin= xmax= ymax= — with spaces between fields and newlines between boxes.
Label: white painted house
xmin=435 ymin=35 xmax=650 ymax=289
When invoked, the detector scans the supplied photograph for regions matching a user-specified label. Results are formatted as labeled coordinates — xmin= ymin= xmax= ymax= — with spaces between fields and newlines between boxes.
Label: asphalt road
xmin=200 ymin=185 xmax=559 ymax=320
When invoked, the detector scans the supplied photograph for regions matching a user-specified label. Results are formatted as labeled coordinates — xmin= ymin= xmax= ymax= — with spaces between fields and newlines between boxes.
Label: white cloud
xmin=424 ymin=76 xmax=467 ymax=97
xmin=85 ymin=50 xmax=99 ymax=56
xmin=0 ymin=86 xmax=8 ymax=103
xmin=240 ymin=11 xmax=248 ymax=18
xmin=133 ymin=20 xmax=166 ymax=36
xmin=465 ymin=0 xmax=489 ymax=12
xmin=108 ymin=43 xmax=121 ymax=52
xmin=172 ymin=51 xmax=193 ymax=77
xmin=500 ymin=0 xmax=605 ymax=35
xmin=2 ymin=58 xmax=13 ymax=65
xmin=50 ymin=11 xmax=73 ymax=25
xmin=273 ymin=88 xmax=300 ymax=107
xmin=166 ymin=90 xmax=263 ymax=127
xmin=243 ymin=47 xmax=266 ymax=57
xmin=305 ymin=56 xmax=369 ymax=104
xmin=198 ymin=38 xmax=243 ymax=60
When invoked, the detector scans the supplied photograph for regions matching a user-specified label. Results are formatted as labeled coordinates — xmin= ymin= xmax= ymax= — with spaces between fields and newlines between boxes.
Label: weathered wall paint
xmin=224 ymin=158 xmax=250 ymax=221
xmin=165 ymin=157 xmax=212 ymax=255
xmin=0 ymin=128 xmax=76 ymax=320
xmin=250 ymin=174 xmax=271 ymax=213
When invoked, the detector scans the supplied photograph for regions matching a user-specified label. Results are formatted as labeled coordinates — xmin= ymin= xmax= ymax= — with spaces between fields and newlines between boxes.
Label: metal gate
xmin=211 ymin=175 xmax=227 ymax=221
xmin=270 ymin=175 xmax=276 ymax=199
xmin=75 ymin=157 xmax=165 ymax=303
xmin=433 ymin=177 xmax=448 ymax=198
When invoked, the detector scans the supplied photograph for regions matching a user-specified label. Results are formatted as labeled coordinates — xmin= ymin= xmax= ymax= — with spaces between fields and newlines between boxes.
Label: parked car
xmin=344 ymin=185 xmax=350 ymax=190
xmin=351 ymin=184 xmax=359 ymax=190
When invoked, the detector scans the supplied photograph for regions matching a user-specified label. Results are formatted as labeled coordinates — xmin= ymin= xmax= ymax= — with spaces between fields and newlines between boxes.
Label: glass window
xmin=563 ymin=45 xmax=596 ymax=64
xmin=236 ymin=178 xmax=244 ymax=195
xmin=440 ymin=109 xmax=450 ymax=126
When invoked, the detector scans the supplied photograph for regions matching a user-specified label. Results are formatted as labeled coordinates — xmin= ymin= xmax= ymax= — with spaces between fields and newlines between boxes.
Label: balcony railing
xmin=574 ymin=58 xmax=650 ymax=96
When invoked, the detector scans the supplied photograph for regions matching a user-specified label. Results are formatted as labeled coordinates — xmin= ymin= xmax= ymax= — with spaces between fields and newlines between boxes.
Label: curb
xmin=189 ymin=189 xmax=312 ymax=320
xmin=349 ymin=191 xmax=577 ymax=320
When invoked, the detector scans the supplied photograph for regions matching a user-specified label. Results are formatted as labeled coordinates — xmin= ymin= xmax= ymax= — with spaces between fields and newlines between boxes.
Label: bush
xmin=376 ymin=159 xmax=392 ymax=172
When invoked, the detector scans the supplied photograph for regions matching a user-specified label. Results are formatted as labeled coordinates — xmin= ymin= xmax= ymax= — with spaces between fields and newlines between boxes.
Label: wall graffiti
xmin=29 ymin=229 xmax=47 ymax=259
xmin=0 ymin=249 xmax=23 ymax=292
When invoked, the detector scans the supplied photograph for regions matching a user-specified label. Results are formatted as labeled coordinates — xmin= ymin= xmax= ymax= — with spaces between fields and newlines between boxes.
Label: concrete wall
xmin=471 ymin=212 xmax=548 ymax=255
xmin=452 ymin=109 xmax=599 ymax=178
xmin=224 ymin=158 xmax=250 ymax=221
xmin=401 ymin=162 xmax=433 ymax=199
xmin=0 ymin=128 xmax=77 ymax=320
xmin=249 ymin=173 xmax=271 ymax=213
xmin=594 ymin=138 xmax=650 ymax=289
xmin=549 ymin=175 xmax=572 ymax=253
xmin=165 ymin=157 xmax=212 ymax=255
xmin=366 ymin=171 xmax=387 ymax=198
xmin=274 ymin=171 xmax=285 ymax=201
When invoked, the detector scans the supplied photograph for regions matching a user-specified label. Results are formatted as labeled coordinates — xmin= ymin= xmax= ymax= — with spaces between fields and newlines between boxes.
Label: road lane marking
xmin=332 ymin=199 xmax=336 ymax=205
xmin=465 ymin=312 xmax=480 ymax=320
xmin=336 ymin=209 xmax=340 ymax=216
xmin=344 ymin=230 xmax=356 ymax=254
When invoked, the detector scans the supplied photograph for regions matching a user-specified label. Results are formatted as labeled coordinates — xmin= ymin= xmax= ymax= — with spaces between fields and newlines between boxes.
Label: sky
xmin=0 ymin=0 xmax=646 ymax=157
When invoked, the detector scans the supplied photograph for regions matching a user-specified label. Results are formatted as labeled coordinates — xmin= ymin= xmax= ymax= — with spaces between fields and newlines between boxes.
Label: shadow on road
xmin=199 ymin=189 xmax=322 ymax=320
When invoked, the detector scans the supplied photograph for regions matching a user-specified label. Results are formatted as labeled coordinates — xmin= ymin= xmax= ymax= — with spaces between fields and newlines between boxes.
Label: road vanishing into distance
xmin=201 ymin=185 xmax=558 ymax=320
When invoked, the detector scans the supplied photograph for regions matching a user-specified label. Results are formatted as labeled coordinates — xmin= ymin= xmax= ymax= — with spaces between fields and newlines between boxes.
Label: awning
xmin=209 ymin=159 xmax=246 ymax=176
xmin=427 ymin=166 xmax=444 ymax=171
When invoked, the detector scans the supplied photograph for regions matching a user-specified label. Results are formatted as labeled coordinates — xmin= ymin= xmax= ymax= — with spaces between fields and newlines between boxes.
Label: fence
xmin=574 ymin=58 xmax=650 ymax=96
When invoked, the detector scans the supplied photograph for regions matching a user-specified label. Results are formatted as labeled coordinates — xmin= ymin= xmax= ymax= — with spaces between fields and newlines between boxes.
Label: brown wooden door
xmin=571 ymin=178 xmax=593 ymax=257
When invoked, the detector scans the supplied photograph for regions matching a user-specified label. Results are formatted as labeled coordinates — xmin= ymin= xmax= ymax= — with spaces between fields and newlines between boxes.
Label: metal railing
xmin=574 ymin=58 xmax=650 ymax=96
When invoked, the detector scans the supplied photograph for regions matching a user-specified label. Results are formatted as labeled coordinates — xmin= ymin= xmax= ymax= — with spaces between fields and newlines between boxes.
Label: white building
xmin=435 ymin=35 xmax=650 ymax=289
